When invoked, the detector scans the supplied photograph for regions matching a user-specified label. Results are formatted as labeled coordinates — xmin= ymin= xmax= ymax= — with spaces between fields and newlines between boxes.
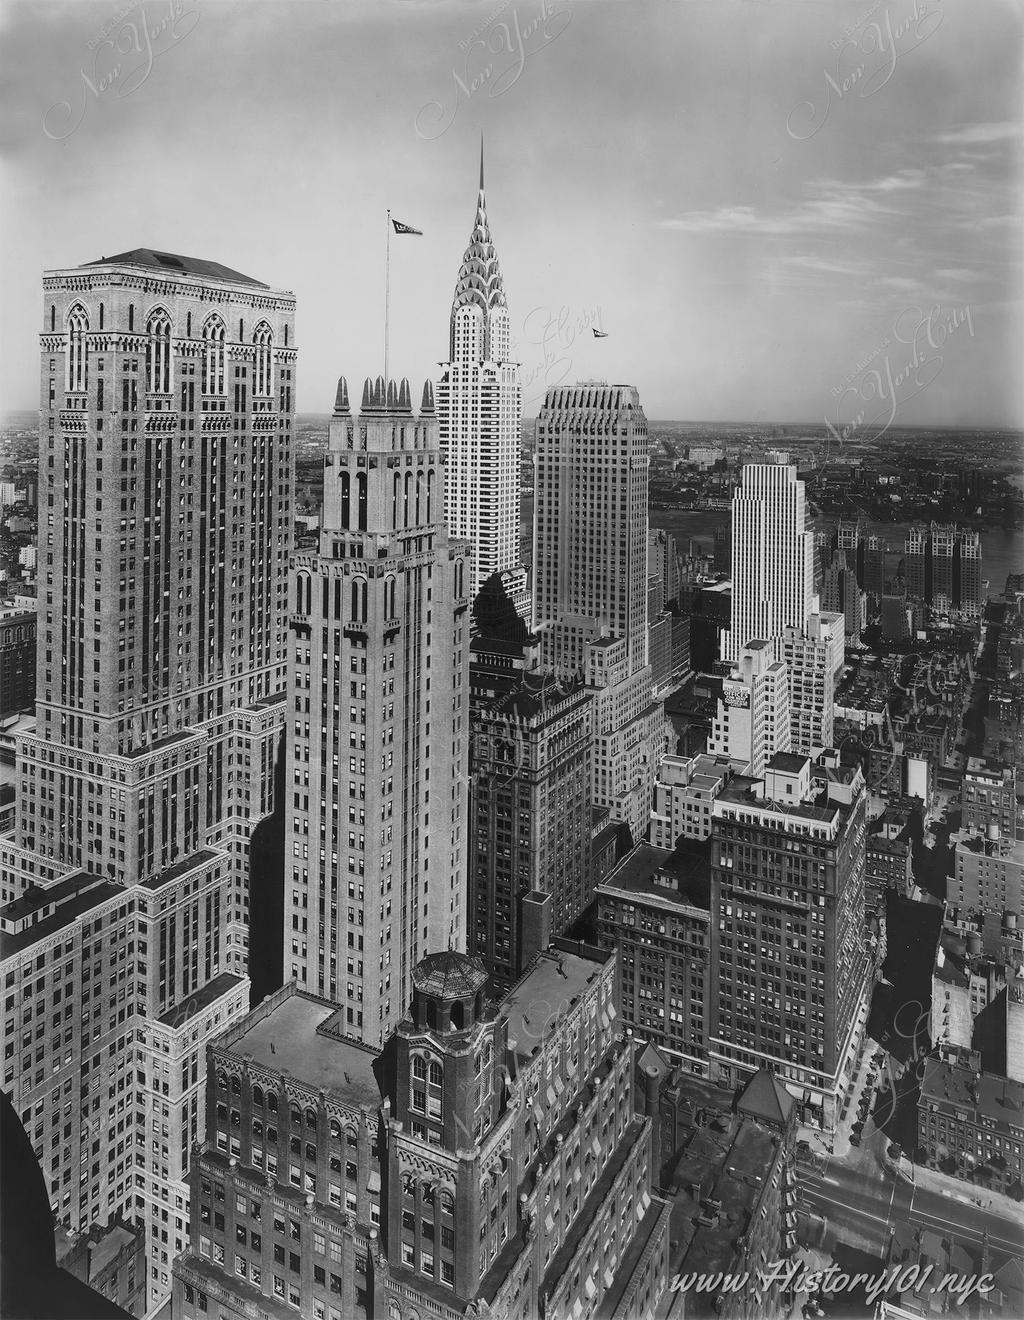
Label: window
xmin=202 ymin=316 xmax=226 ymax=396
xmin=67 ymin=305 xmax=88 ymax=392
xmin=254 ymin=322 xmax=273 ymax=396
xmin=146 ymin=308 xmax=172 ymax=393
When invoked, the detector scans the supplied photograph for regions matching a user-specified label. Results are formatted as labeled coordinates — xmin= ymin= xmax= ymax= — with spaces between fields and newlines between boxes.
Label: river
xmin=520 ymin=500 xmax=1022 ymax=596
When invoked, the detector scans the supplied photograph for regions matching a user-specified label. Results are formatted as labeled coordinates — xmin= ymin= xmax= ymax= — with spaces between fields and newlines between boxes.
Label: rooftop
xmin=919 ymin=1056 xmax=1024 ymax=1128
xmin=501 ymin=946 xmax=608 ymax=1063
xmin=80 ymin=248 xmax=271 ymax=289
xmin=767 ymin=752 xmax=810 ymax=774
xmin=671 ymin=1117 xmax=782 ymax=1316
xmin=157 ymin=972 xmax=245 ymax=1029
xmin=225 ymin=990 xmax=382 ymax=1109
xmin=736 ymin=1068 xmax=796 ymax=1128
xmin=141 ymin=847 xmax=219 ymax=890
xmin=412 ymin=950 xmax=488 ymax=1000
xmin=0 ymin=876 xmax=123 ymax=959
xmin=599 ymin=839 xmax=711 ymax=912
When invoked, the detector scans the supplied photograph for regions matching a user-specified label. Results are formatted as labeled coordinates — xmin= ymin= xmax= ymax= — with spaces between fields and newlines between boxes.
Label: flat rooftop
xmin=920 ymin=1056 xmax=1024 ymax=1128
xmin=141 ymin=847 xmax=219 ymax=890
xmin=227 ymin=992 xmax=381 ymax=1108
xmin=600 ymin=840 xmax=711 ymax=911
xmin=0 ymin=878 xmax=122 ymax=960
xmin=158 ymin=972 xmax=245 ymax=1028
xmin=501 ymin=947 xmax=608 ymax=1062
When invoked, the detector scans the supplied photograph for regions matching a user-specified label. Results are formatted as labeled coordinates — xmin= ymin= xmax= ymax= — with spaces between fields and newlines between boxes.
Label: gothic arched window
xmin=66 ymin=305 xmax=88 ymax=392
xmin=202 ymin=315 xmax=226 ymax=396
xmin=146 ymin=307 xmax=172 ymax=394
xmin=253 ymin=321 xmax=273 ymax=397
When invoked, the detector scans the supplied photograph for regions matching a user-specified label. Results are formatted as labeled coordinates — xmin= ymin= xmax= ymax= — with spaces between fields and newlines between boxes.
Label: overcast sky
xmin=0 ymin=0 xmax=1020 ymax=425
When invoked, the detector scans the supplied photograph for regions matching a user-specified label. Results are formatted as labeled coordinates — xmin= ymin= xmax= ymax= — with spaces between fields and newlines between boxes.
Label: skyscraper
xmin=532 ymin=383 xmax=664 ymax=841
xmin=436 ymin=145 xmax=524 ymax=607
xmin=0 ymin=250 xmax=295 ymax=1310
xmin=467 ymin=669 xmax=593 ymax=992
xmin=722 ymin=463 xmax=814 ymax=663
xmin=709 ymin=751 xmax=869 ymax=1128
xmin=533 ymin=383 xmax=649 ymax=677
xmin=284 ymin=374 xmax=471 ymax=1045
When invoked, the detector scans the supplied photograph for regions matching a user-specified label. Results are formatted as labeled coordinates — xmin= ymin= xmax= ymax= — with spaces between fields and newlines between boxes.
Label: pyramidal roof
xmin=736 ymin=1067 xmax=796 ymax=1127
xmin=451 ymin=137 xmax=507 ymax=317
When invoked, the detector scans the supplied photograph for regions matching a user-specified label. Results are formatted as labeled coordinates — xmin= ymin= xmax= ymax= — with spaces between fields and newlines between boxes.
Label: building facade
xmin=532 ymin=383 xmax=662 ymax=843
xmin=597 ymin=841 xmax=711 ymax=1076
xmin=962 ymin=758 xmax=1019 ymax=841
xmin=707 ymin=640 xmax=791 ymax=779
xmin=436 ymin=147 xmax=524 ymax=605
xmin=0 ymin=604 xmax=36 ymax=717
xmin=917 ymin=1045 xmax=1024 ymax=1199
xmin=649 ymin=752 xmax=739 ymax=849
xmin=709 ymin=752 xmax=870 ymax=1129
xmin=781 ymin=611 xmax=845 ymax=756
xmin=721 ymin=464 xmax=813 ymax=664
xmin=285 ymin=375 xmax=471 ymax=1044
xmin=172 ymin=945 xmax=672 ymax=1320
xmin=468 ymin=671 xmax=593 ymax=993
xmin=0 ymin=250 xmax=294 ymax=1312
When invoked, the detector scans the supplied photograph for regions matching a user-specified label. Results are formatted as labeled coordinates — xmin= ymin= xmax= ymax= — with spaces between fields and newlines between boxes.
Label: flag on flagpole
xmin=593 ymin=328 xmax=608 ymax=338
xmin=392 ymin=219 xmax=423 ymax=235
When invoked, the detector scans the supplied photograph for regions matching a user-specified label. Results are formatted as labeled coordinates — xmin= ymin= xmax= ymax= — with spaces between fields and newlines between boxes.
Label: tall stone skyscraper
xmin=285 ymin=375 xmax=471 ymax=1046
xmin=532 ymin=383 xmax=664 ymax=841
xmin=436 ymin=144 xmax=525 ymax=609
xmin=0 ymin=250 xmax=295 ymax=1311
xmin=709 ymin=751 xmax=869 ymax=1129
xmin=722 ymin=462 xmax=814 ymax=663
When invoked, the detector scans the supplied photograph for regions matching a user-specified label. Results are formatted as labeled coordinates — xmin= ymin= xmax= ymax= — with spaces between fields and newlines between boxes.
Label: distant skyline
xmin=0 ymin=0 xmax=1021 ymax=428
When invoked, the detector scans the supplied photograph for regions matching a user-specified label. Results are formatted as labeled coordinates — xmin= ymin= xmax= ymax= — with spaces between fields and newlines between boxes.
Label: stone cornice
xmin=43 ymin=268 xmax=295 ymax=310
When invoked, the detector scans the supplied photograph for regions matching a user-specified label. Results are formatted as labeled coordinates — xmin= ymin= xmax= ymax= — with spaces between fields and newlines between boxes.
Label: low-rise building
xmin=644 ymin=1067 xmax=798 ymax=1320
xmin=917 ymin=1045 xmax=1024 ymax=1199
xmin=948 ymin=833 xmax=1024 ymax=962
xmin=0 ymin=604 xmax=35 ymax=719
xmin=962 ymin=758 xmax=1019 ymax=841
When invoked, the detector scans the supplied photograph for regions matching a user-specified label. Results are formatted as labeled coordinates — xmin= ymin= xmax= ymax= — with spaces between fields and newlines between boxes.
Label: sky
xmin=0 ymin=0 xmax=1021 ymax=426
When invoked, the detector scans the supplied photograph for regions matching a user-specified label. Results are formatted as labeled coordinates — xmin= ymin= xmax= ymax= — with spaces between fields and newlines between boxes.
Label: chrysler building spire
xmin=437 ymin=146 xmax=525 ymax=604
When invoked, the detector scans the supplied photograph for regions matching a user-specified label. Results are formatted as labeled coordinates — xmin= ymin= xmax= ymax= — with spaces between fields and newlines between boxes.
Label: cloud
xmin=656 ymin=171 xmax=923 ymax=238
xmin=933 ymin=122 xmax=1021 ymax=147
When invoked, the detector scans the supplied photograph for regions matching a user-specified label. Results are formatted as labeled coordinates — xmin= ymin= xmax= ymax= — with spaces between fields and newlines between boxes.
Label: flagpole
xmin=384 ymin=208 xmax=391 ymax=387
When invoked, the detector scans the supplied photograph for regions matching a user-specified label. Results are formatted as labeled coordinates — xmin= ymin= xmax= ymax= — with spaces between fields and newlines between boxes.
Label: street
xmin=796 ymin=1157 xmax=1024 ymax=1260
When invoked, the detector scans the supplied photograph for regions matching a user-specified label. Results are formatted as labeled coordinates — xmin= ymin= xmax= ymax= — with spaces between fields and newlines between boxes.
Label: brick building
xmin=709 ymin=752 xmax=870 ymax=1129
xmin=917 ymin=1045 xmax=1024 ymax=1199
xmin=0 ymin=604 xmax=35 ymax=718
xmin=172 ymin=945 xmax=672 ymax=1320
xmin=597 ymin=841 xmax=711 ymax=1076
